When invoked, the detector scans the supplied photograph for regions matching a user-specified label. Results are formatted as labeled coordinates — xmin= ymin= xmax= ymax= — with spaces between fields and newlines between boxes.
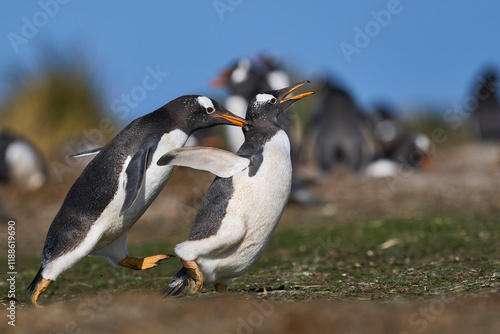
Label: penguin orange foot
xmin=118 ymin=254 xmax=173 ymax=270
xmin=183 ymin=260 xmax=204 ymax=293
xmin=28 ymin=95 xmax=246 ymax=307
xmin=215 ymin=283 xmax=227 ymax=292
xmin=159 ymin=260 xmax=204 ymax=296
xmin=29 ymin=276 xmax=54 ymax=309
xmin=158 ymin=81 xmax=313 ymax=296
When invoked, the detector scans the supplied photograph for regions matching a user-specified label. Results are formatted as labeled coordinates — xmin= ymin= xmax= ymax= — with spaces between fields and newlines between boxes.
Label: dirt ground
xmin=3 ymin=293 xmax=500 ymax=334
xmin=1 ymin=142 xmax=500 ymax=333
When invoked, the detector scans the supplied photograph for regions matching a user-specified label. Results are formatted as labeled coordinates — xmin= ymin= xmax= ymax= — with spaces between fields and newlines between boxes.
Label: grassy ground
xmin=8 ymin=213 xmax=499 ymax=305
xmin=1 ymin=143 xmax=500 ymax=333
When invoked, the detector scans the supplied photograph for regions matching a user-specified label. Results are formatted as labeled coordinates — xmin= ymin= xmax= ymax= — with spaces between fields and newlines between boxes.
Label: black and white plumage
xmin=307 ymin=81 xmax=379 ymax=174
xmin=0 ymin=133 xmax=48 ymax=191
xmin=211 ymin=58 xmax=268 ymax=152
xmin=28 ymin=95 xmax=246 ymax=307
xmin=213 ymin=56 xmax=323 ymax=205
xmin=364 ymin=106 xmax=433 ymax=178
xmin=158 ymin=81 xmax=314 ymax=295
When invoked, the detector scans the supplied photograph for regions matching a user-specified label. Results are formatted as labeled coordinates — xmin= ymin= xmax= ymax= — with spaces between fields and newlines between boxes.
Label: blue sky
xmin=1 ymin=1 xmax=499 ymax=121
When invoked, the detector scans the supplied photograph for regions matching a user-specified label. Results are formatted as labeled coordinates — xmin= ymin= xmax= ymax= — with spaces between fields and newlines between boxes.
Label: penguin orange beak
xmin=213 ymin=114 xmax=247 ymax=127
xmin=280 ymin=81 xmax=315 ymax=103
xmin=420 ymin=154 xmax=434 ymax=171
xmin=211 ymin=67 xmax=232 ymax=88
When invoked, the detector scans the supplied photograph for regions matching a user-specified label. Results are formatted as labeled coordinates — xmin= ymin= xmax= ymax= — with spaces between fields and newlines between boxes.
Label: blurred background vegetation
xmin=0 ymin=47 xmax=119 ymax=160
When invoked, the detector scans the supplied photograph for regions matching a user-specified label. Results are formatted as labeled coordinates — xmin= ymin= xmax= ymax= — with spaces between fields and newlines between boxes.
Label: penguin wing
xmin=157 ymin=146 xmax=249 ymax=178
xmin=67 ymin=147 xmax=103 ymax=158
xmin=120 ymin=144 xmax=154 ymax=216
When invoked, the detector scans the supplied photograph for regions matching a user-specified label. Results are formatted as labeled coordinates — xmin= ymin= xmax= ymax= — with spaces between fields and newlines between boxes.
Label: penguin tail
xmin=159 ymin=267 xmax=188 ymax=297
xmin=28 ymin=265 xmax=44 ymax=292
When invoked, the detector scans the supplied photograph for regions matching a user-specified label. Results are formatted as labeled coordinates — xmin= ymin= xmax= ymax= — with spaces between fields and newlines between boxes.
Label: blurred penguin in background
xmin=305 ymin=80 xmax=379 ymax=175
xmin=212 ymin=54 xmax=323 ymax=205
xmin=364 ymin=105 xmax=433 ymax=178
xmin=469 ymin=68 xmax=500 ymax=141
xmin=0 ymin=131 xmax=48 ymax=191
xmin=211 ymin=57 xmax=271 ymax=151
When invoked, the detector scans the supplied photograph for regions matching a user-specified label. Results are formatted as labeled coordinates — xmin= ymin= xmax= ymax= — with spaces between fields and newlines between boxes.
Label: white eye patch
xmin=254 ymin=94 xmax=275 ymax=104
xmin=197 ymin=96 xmax=215 ymax=110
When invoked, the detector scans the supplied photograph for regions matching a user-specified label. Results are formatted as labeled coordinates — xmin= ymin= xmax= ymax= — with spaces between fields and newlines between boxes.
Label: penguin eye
xmin=270 ymin=98 xmax=277 ymax=104
xmin=206 ymin=107 xmax=215 ymax=114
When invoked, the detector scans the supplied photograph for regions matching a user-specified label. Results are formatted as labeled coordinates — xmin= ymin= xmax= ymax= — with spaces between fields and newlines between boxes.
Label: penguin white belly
xmin=92 ymin=130 xmax=188 ymax=251
xmin=180 ymin=131 xmax=292 ymax=284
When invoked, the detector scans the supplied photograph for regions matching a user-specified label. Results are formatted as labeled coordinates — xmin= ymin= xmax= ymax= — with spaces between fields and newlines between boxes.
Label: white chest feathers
xmin=175 ymin=130 xmax=292 ymax=283
xmin=95 ymin=130 xmax=189 ymax=246
xmin=142 ymin=130 xmax=189 ymax=197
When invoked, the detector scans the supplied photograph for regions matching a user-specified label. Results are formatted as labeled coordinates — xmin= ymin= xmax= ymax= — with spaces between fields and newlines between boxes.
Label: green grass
xmin=246 ymin=215 xmax=500 ymax=300
xmin=7 ymin=215 xmax=500 ymax=306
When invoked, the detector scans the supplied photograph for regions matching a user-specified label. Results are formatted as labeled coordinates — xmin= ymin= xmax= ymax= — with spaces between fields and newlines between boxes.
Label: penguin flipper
xmin=66 ymin=147 xmax=103 ymax=158
xmin=157 ymin=146 xmax=249 ymax=178
xmin=120 ymin=146 xmax=153 ymax=216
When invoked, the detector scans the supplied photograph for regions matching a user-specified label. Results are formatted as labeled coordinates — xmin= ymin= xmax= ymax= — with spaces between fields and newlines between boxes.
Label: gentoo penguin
xmin=306 ymin=80 xmax=379 ymax=173
xmin=211 ymin=55 xmax=297 ymax=152
xmin=211 ymin=58 xmax=264 ymax=152
xmin=364 ymin=105 xmax=433 ymax=178
xmin=28 ymin=95 xmax=246 ymax=307
xmin=157 ymin=81 xmax=314 ymax=295
xmin=364 ymin=133 xmax=433 ymax=177
xmin=469 ymin=69 xmax=500 ymax=140
xmin=213 ymin=56 xmax=323 ymax=205
xmin=0 ymin=132 xmax=48 ymax=191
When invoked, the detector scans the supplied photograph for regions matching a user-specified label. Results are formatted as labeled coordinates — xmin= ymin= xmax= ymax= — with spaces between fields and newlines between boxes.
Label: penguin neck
xmin=146 ymin=107 xmax=174 ymax=127
xmin=147 ymin=106 xmax=195 ymax=136
xmin=240 ymin=119 xmax=282 ymax=155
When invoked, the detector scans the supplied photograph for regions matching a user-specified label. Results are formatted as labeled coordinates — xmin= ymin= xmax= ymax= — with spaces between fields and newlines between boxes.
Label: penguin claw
xmin=118 ymin=254 xmax=174 ymax=270
xmin=30 ymin=278 xmax=54 ymax=308
xmin=182 ymin=260 xmax=204 ymax=294
xmin=187 ymin=276 xmax=203 ymax=294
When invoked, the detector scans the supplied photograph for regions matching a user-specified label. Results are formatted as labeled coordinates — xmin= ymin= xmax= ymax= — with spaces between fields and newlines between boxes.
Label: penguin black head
xmin=245 ymin=81 xmax=314 ymax=124
xmin=164 ymin=95 xmax=247 ymax=133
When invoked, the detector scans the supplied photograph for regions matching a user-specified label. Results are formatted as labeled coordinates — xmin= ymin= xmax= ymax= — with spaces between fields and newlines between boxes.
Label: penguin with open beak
xmin=28 ymin=95 xmax=246 ymax=307
xmin=157 ymin=81 xmax=314 ymax=295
